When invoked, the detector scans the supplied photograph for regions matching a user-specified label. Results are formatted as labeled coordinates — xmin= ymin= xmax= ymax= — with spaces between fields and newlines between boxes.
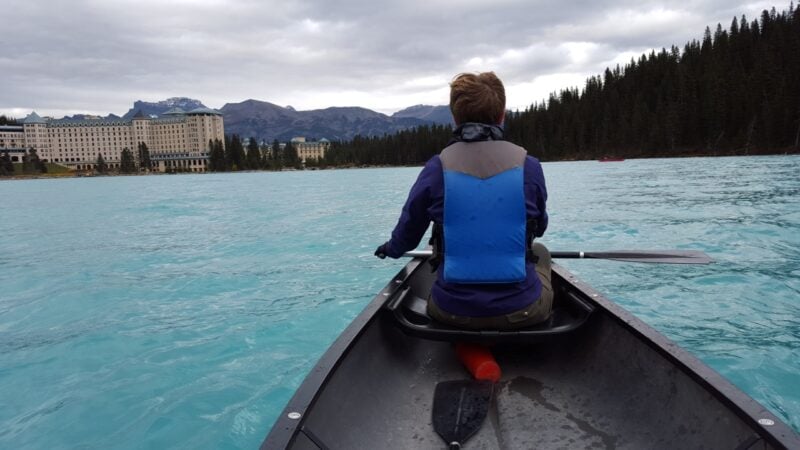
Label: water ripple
xmin=1 ymin=157 xmax=799 ymax=446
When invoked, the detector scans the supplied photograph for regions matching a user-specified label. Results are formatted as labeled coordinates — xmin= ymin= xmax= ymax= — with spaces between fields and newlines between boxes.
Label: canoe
xmin=261 ymin=255 xmax=800 ymax=449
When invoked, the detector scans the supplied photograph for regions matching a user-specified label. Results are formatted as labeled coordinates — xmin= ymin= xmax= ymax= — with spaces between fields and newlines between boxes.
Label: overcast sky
xmin=0 ymin=0 xmax=781 ymax=118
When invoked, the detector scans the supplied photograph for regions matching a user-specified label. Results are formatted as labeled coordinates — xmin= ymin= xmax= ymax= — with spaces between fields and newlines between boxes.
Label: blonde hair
xmin=449 ymin=72 xmax=506 ymax=125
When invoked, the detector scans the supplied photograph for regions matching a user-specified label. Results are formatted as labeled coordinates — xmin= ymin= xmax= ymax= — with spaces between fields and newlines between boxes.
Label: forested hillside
xmin=325 ymin=124 xmax=453 ymax=166
xmin=327 ymin=5 xmax=800 ymax=165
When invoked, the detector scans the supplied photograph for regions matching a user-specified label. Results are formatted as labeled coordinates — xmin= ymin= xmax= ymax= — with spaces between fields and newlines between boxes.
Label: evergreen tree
xmin=0 ymin=152 xmax=12 ymax=176
xmin=35 ymin=149 xmax=48 ymax=174
xmin=246 ymin=137 xmax=262 ymax=169
xmin=283 ymin=141 xmax=301 ymax=169
xmin=21 ymin=148 xmax=46 ymax=174
xmin=224 ymin=135 xmax=232 ymax=169
xmin=223 ymin=134 xmax=246 ymax=170
xmin=270 ymin=139 xmax=283 ymax=170
xmin=137 ymin=142 xmax=151 ymax=172
xmin=22 ymin=151 xmax=34 ymax=174
xmin=120 ymin=147 xmax=137 ymax=173
xmin=0 ymin=115 xmax=17 ymax=125
xmin=96 ymin=153 xmax=108 ymax=173
xmin=208 ymin=139 xmax=226 ymax=171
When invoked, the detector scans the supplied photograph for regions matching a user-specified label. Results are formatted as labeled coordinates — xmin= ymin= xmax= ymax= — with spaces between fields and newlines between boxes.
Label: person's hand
xmin=374 ymin=242 xmax=390 ymax=259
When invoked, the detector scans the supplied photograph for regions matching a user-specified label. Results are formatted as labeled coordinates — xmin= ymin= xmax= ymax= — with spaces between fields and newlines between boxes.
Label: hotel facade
xmin=0 ymin=107 xmax=224 ymax=173
xmin=290 ymin=136 xmax=330 ymax=163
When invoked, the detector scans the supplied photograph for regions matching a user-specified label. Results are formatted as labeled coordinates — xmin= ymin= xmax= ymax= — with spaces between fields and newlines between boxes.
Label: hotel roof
xmin=48 ymin=117 xmax=132 ymax=127
xmin=9 ymin=108 xmax=222 ymax=129
xmin=23 ymin=112 xmax=47 ymax=124
xmin=163 ymin=107 xmax=186 ymax=115
xmin=186 ymin=107 xmax=222 ymax=115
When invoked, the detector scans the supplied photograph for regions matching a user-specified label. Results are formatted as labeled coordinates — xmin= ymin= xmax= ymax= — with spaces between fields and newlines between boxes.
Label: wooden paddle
xmin=403 ymin=249 xmax=712 ymax=264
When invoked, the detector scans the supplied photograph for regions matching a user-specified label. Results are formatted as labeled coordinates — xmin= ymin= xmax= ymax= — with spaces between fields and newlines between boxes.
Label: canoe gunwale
xmin=260 ymin=257 xmax=427 ymax=449
xmin=261 ymin=258 xmax=800 ymax=449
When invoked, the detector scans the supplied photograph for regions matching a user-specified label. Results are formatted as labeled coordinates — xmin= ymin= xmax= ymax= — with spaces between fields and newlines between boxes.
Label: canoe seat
xmin=384 ymin=286 xmax=596 ymax=344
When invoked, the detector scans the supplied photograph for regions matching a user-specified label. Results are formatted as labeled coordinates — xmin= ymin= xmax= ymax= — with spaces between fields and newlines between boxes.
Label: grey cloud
xmin=0 ymin=0 xmax=782 ymax=117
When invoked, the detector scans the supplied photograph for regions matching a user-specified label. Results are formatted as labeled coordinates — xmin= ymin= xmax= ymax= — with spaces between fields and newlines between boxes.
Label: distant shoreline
xmin=2 ymin=148 xmax=798 ymax=180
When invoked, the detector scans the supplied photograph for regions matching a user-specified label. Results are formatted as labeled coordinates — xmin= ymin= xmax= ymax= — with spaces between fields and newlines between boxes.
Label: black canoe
xmin=262 ymin=256 xmax=800 ymax=449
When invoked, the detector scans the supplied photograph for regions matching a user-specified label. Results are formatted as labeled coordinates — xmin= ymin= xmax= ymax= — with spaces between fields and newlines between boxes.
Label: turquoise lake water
xmin=1 ymin=155 xmax=798 ymax=448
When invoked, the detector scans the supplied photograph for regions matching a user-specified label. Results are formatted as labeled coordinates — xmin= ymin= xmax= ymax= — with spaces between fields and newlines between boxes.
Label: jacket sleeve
xmin=524 ymin=156 xmax=548 ymax=237
xmin=385 ymin=157 xmax=441 ymax=257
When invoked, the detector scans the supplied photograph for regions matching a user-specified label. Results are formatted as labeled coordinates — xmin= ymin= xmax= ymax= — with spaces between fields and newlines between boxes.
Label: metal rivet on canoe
xmin=288 ymin=412 xmax=302 ymax=420
xmin=383 ymin=292 xmax=390 ymax=296
xmin=395 ymin=279 xmax=402 ymax=284
xmin=758 ymin=418 xmax=775 ymax=426
xmin=592 ymin=294 xmax=598 ymax=297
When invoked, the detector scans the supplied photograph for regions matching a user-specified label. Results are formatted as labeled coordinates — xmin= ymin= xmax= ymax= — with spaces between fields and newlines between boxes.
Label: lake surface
xmin=1 ymin=155 xmax=798 ymax=448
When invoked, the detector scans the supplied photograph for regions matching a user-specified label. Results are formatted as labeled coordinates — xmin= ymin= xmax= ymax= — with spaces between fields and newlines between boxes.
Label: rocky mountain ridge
xmin=114 ymin=97 xmax=453 ymax=142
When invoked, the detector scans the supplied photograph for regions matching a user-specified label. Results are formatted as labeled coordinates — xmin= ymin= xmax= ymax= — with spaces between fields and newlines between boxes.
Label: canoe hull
xmin=263 ymin=258 xmax=799 ymax=449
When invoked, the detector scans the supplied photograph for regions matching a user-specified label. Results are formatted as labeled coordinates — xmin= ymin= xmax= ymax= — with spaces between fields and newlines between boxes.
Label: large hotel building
xmin=290 ymin=136 xmax=331 ymax=163
xmin=0 ymin=107 xmax=224 ymax=173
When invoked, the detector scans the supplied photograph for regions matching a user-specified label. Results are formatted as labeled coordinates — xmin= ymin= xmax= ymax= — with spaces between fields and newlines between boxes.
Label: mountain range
xmin=115 ymin=97 xmax=453 ymax=142
xmin=121 ymin=98 xmax=207 ymax=119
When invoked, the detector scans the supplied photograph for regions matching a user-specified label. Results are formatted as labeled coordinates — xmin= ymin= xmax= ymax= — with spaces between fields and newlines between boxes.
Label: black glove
xmin=374 ymin=242 xmax=391 ymax=259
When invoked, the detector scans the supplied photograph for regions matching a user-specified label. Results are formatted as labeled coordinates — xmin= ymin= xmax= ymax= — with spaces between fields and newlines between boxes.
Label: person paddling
xmin=375 ymin=71 xmax=552 ymax=329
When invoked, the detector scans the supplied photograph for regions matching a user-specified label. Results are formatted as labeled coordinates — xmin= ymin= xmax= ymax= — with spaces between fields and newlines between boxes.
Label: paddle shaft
xmin=402 ymin=249 xmax=712 ymax=264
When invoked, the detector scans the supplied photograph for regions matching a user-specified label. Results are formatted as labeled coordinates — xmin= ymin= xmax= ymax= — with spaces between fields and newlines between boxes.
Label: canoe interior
xmin=269 ymin=259 xmax=795 ymax=450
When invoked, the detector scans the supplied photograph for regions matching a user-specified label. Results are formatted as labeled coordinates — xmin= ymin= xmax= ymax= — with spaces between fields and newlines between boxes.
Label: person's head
xmin=449 ymin=72 xmax=506 ymax=126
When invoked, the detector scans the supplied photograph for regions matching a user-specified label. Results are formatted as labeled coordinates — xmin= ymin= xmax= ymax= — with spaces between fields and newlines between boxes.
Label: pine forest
xmin=326 ymin=5 xmax=800 ymax=165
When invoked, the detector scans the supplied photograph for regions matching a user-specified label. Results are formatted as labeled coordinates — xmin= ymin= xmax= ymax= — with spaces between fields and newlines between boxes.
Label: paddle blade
xmin=432 ymin=380 xmax=493 ymax=448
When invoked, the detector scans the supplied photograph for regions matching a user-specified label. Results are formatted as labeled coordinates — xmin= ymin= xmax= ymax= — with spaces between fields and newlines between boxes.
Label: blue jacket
xmin=383 ymin=124 xmax=548 ymax=317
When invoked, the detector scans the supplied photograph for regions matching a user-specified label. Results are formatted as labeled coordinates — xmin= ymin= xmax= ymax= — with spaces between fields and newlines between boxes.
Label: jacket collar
xmin=449 ymin=122 xmax=504 ymax=145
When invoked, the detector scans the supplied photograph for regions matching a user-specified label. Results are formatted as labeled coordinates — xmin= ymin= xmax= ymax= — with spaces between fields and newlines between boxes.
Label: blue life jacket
xmin=439 ymin=138 xmax=529 ymax=283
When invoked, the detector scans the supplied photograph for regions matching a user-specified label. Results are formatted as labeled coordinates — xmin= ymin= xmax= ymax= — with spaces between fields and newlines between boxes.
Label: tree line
xmin=0 ymin=149 xmax=47 ymax=176
xmin=0 ymin=115 xmax=18 ymax=125
xmin=206 ymin=135 xmax=302 ymax=172
xmin=91 ymin=142 xmax=151 ymax=175
xmin=325 ymin=5 xmax=800 ymax=164
xmin=504 ymin=5 xmax=800 ymax=160
xmin=322 ymin=124 xmax=454 ymax=167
